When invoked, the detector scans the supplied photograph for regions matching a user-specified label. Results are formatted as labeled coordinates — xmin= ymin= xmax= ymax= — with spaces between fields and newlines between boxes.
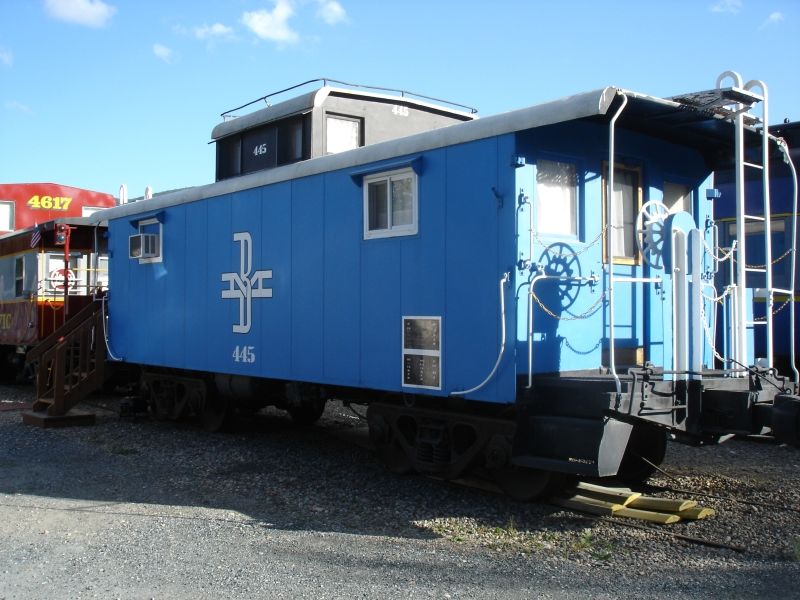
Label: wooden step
xmin=22 ymin=409 xmax=95 ymax=428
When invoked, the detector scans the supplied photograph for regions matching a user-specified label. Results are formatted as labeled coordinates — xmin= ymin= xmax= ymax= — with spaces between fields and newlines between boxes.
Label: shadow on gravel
xmin=0 ymin=392 xmax=576 ymax=543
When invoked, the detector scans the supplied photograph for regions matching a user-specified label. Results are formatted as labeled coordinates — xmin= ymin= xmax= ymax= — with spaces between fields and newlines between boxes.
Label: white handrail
xmin=718 ymin=71 xmax=749 ymax=374
xmin=451 ymin=273 xmax=510 ymax=396
xmin=778 ymin=139 xmax=799 ymax=388
xmin=606 ymin=92 xmax=628 ymax=395
xmin=744 ymin=79 xmax=772 ymax=367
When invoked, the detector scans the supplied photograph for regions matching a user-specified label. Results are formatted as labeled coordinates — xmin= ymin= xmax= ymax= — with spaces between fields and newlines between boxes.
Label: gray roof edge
xmin=210 ymin=88 xmax=324 ymax=140
xmin=95 ymin=87 xmax=618 ymax=223
xmin=210 ymin=85 xmax=478 ymax=141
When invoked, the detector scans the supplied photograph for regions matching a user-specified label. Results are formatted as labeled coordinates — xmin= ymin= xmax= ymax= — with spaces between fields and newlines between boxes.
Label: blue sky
xmin=1 ymin=0 xmax=798 ymax=198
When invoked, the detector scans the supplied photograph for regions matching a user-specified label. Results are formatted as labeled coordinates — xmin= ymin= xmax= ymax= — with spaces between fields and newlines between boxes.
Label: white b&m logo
xmin=221 ymin=232 xmax=272 ymax=334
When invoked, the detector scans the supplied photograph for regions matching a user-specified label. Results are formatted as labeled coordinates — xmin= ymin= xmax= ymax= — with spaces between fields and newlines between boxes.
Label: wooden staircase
xmin=23 ymin=299 xmax=107 ymax=427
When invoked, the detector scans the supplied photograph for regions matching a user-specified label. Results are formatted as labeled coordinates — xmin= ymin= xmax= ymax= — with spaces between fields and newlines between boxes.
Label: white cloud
xmin=711 ymin=0 xmax=742 ymax=14
xmin=5 ymin=100 xmax=32 ymax=114
xmin=195 ymin=23 xmax=234 ymax=40
xmin=315 ymin=0 xmax=346 ymax=25
xmin=0 ymin=48 xmax=12 ymax=66
xmin=152 ymin=43 xmax=175 ymax=64
xmin=760 ymin=11 xmax=784 ymax=27
xmin=44 ymin=0 xmax=116 ymax=28
xmin=241 ymin=0 xmax=299 ymax=44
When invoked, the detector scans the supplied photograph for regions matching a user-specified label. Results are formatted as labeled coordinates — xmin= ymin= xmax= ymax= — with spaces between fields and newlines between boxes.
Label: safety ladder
xmin=670 ymin=71 xmax=795 ymax=375
xmin=719 ymin=72 xmax=789 ymax=372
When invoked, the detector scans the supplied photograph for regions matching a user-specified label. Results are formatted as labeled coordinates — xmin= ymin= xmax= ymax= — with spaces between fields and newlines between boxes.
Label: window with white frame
xmin=0 ymin=201 xmax=14 ymax=231
xmin=363 ymin=168 xmax=418 ymax=239
xmin=536 ymin=159 xmax=577 ymax=236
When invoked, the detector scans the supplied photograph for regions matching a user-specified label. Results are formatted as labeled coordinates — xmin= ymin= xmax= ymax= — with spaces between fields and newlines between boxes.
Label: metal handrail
xmin=220 ymin=77 xmax=478 ymax=119
xmin=606 ymin=92 xmax=629 ymax=395
xmin=744 ymin=79 xmax=773 ymax=367
xmin=451 ymin=273 xmax=510 ymax=396
xmin=778 ymin=138 xmax=799 ymax=387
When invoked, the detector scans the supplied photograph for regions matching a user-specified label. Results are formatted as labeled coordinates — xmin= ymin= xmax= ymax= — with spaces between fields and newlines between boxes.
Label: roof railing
xmin=220 ymin=77 xmax=478 ymax=120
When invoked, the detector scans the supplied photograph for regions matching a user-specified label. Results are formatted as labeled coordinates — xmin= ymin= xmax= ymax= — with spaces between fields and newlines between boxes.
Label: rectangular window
xmin=664 ymin=181 xmax=692 ymax=214
xmin=363 ymin=168 xmax=418 ymax=239
xmin=14 ymin=256 xmax=24 ymax=297
xmin=536 ymin=159 xmax=577 ymax=236
xmin=277 ymin=116 xmax=307 ymax=165
xmin=216 ymin=136 xmax=242 ymax=181
xmin=0 ymin=201 xmax=15 ymax=232
xmin=326 ymin=115 xmax=361 ymax=154
xmin=603 ymin=163 xmax=642 ymax=263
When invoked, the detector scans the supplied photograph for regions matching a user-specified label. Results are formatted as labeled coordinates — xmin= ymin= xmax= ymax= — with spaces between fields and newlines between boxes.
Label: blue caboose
xmin=78 ymin=77 xmax=800 ymax=498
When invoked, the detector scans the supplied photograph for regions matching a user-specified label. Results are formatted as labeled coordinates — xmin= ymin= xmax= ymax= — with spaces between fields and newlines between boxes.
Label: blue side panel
xmin=443 ymin=137 xmax=509 ymax=402
xmin=259 ymin=182 xmax=293 ymax=377
xmin=360 ymin=237 xmax=401 ymax=390
xmin=108 ymin=136 xmax=519 ymax=404
xmin=161 ymin=209 xmax=186 ymax=367
xmin=322 ymin=171 xmax=361 ymax=384
xmin=290 ymin=177 xmax=325 ymax=381
xmin=494 ymin=133 xmax=519 ymax=403
xmin=184 ymin=203 xmax=209 ymax=371
xmin=400 ymin=151 xmax=446 ymax=317
xmin=107 ymin=223 xmax=132 ymax=362
xmin=206 ymin=196 xmax=233 ymax=372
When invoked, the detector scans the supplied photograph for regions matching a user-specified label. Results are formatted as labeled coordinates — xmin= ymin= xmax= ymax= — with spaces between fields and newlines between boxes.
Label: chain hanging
xmin=732 ymin=247 xmax=793 ymax=269
xmin=530 ymin=290 xmax=606 ymax=321
xmin=530 ymin=225 xmax=607 ymax=259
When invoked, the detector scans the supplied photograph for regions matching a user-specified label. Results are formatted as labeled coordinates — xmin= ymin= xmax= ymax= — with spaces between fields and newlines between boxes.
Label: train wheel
xmin=202 ymin=391 xmax=232 ymax=432
xmin=288 ymin=399 xmax=326 ymax=426
xmin=615 ymin=425 xmax=668 ymax=484
xmin=493 ymin=465 xmax=561 ymax=501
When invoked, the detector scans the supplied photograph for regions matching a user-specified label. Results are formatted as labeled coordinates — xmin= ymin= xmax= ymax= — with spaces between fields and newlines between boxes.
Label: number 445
xmin=233 ymin=345 xmax=256 ymax=363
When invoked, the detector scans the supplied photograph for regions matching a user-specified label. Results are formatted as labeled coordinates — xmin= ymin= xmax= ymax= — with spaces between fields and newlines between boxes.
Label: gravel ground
xmin=0 ymin=384 xmax=798 ymax=599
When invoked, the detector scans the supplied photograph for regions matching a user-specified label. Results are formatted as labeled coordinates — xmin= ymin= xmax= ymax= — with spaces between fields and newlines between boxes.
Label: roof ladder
xmin=719 ymin=72 xmax=780 ymax=371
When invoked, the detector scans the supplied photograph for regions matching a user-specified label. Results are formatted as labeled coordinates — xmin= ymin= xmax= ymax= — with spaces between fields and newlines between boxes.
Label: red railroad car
xmin=0 ymin=183 xmax=116 ymax=235
xmin=0 ymin=220 xmax=108 ymax=379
